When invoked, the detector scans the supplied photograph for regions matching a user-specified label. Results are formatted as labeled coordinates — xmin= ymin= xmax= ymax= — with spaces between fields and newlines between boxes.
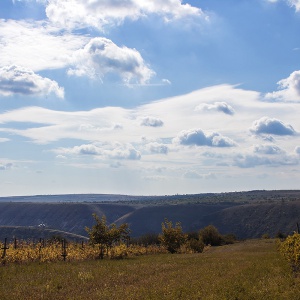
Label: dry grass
xmin=0 ymin=239 xmax=299 ymax=299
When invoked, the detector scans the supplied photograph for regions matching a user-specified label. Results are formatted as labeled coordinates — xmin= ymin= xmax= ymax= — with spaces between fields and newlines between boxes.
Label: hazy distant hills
xmin=0 ymin=190 xmax=300 ymax=241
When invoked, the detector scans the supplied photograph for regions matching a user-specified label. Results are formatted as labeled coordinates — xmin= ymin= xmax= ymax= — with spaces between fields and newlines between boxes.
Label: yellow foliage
xmin=0 ymin=240 xmax=167 ymax=265
xmin=278 ymin=233 xmax=300 ymax=269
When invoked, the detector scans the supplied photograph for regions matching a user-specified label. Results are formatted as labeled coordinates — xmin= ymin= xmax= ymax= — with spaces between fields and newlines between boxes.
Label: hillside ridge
xmin=1 ymin=190 xmax=300 ymax=239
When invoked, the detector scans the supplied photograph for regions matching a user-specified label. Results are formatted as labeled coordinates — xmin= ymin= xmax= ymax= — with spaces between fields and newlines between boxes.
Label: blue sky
xmin=1 ymin=0 xmax=300 ymax=196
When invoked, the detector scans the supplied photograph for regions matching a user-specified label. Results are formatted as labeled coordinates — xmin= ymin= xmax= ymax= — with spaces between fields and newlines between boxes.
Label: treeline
xmin=86 ymin=215 xmax=236 ymax=258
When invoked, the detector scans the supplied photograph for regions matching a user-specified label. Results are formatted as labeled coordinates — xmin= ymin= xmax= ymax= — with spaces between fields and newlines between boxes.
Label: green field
xmin=0 ymin=239 xmax=299 ymax=299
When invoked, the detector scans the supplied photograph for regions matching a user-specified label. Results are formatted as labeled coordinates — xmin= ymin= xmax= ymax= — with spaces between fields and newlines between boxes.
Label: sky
xmin=1 ymin=0 xmax=300 ymax=196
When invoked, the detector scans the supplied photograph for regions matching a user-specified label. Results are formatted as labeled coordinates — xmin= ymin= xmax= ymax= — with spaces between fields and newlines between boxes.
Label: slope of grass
xmin=0 ymin=239 xmax=299 ymax=299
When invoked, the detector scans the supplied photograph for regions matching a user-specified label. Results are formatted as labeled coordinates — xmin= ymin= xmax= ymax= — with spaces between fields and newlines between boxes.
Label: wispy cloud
xmin=0 ymin=19 xmax=87 ymax=72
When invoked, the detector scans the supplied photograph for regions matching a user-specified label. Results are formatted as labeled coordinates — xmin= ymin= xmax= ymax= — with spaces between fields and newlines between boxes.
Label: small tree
xmin=159 ymin=219 xmax=187 ymax=253
xmin=199 ymin=225 xmax=223 ymax=246
xmin=85 ymin=214 xmax=130 ymax=259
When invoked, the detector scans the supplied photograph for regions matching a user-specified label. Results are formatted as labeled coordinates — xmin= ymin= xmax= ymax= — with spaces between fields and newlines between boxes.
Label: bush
xmin=199 ymin=225 xmax=223 ymax=246
xmin=222 ymin=234 xmax=237 ymax=245
xmin=276 ymin=231 xmax=287 ymax=240
xmin=261 ymin=233 xmax=270 ymax=239
xmin=188 ymin=238 xmax=205 ymax=253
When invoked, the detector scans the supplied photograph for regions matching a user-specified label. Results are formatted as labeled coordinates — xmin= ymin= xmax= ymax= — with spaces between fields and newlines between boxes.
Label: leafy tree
xmin=85 ymin=214 xmax=130 ymax=259
xmin=159 ymin=219 xmax=187 ymax=253
xmin=199 ymin=225 xmax=223 ymax=246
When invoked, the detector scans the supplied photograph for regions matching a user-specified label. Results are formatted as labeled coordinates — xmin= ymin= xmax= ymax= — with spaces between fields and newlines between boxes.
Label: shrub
xmin=188 ymin=238 xmax=205 ymax=253
xmin=199 ymin=225 xmax=223 ymax=246
xmin=261 ymin=233 xmax=270 ymax=239
xmin=222 ymin=234 xmax=237 ymax=245
xmin=275 ymin=231 xmax=287 ymax=240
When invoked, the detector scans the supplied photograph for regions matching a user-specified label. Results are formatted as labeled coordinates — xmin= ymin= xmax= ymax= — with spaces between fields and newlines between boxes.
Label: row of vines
xmin=0 ymin=240 xmax=167 ymax=264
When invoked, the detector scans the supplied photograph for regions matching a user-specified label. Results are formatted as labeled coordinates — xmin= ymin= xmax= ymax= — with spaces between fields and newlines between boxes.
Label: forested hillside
xmin=0 ymin=190 xmax=300 ymax=240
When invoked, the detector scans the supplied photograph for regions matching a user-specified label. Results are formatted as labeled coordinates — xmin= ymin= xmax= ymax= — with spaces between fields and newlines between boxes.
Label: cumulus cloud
xmin=106 ymin=145 xmax=141 ymax=160
xmin=253 ymin=144 xmax=284 ymax=155
xmin=57 ymin=143 xmax=141 ymax=160
xmin=44 ymin=0 xmax=204 ymax=30
xmin=250 ymin=117 xmax=296 ymax=136
xmin=140 ymin=116 xmax=164 ymax=127
xmin=173 ymin=128 xmax=236 ymax=147
xmin=145 ymin=142 xmax=169 ymax=154
xmin=265 ymin=70 xmax=300 ymax=102
xmin=195 ymin=101 xmax=235 ymax=115
xmin=0 ymin=65 xmax=64 ymax=98
xmin=68 ymin=38 xmax=155 ymax=84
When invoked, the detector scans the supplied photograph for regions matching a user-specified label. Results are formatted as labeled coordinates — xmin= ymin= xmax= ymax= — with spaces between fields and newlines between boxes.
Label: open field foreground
xmin=0 ymin=239 xmax=299 ymax=299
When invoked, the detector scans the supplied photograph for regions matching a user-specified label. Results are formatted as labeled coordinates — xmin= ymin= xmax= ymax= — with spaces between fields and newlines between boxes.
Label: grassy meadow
xmin=0 ymin=239 xmax=299 ymax=299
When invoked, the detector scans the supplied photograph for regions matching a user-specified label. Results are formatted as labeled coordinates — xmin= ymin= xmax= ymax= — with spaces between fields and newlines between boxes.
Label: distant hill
xmin=0 ymin=190 xmax=300 ymax=240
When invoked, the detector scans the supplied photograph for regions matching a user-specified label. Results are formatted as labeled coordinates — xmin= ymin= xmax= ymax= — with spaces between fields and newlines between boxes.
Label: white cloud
xmin=145 ymin=142 xmax=169 ymax=154
xmin=57 ymin=143 xmax=141 ymax=160
xmin=0 ymin=19 xmax=88 ymax=72
xmin=140 ymin=116 xmax=164 ymax=127
xmin=253 ymin=144 xmax=284 ymax=155
xmin=250 ymin=117 xmax=296 ymax=136
xmin=68 ymin=37 xmax=155 ymax=84
xmin=106 ymin=144 xmax=141 ymax=160
xmin=44 ymin=0 xmax=204 ymax=31
xmin=173 ymin=128 xmax=236 ymax=147
xmin=265 ymin=70 xmax=300 ymax=102
xmin=183 ymin=170 xmax=216 ymax=179
xmin=0 ymin=65 xmax=64 ymax=98
xmin=287 ymin=0 xmax=300 ymax=11
xmin=0 ymin=85 xmax=298 ymax=153
xmin=195 ymin=101 xmax=235 ymax=115
xmin=266 ymin=0 xmax=300 ymax=11
xmin=234 ymin=153 xmax=298 ymax=168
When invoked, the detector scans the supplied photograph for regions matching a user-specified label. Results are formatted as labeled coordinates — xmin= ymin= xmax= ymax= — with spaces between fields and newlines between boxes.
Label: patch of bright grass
xmin=0 ymin=239 xmax=299 ymax=299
